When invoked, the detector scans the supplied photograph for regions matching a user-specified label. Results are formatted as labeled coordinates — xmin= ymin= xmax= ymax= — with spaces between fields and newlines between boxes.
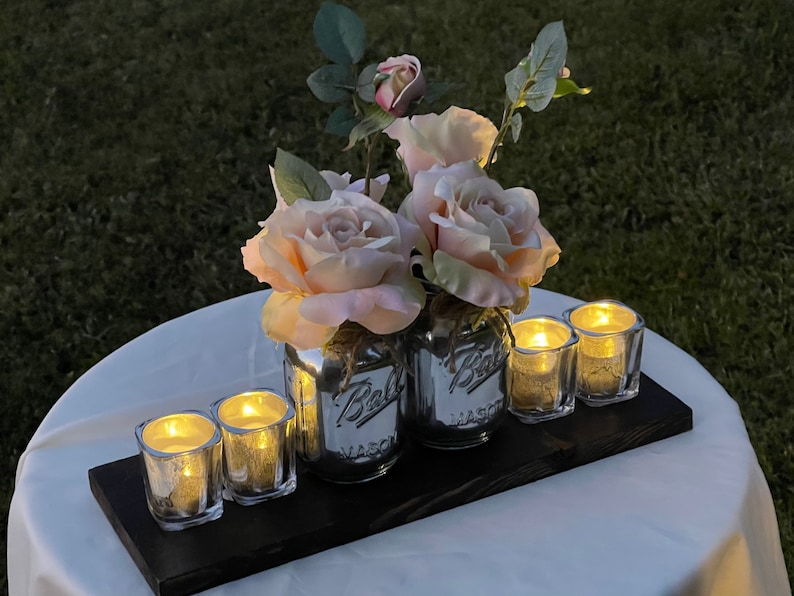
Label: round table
xmin=8 ymin=289 xmax=791 ymax=595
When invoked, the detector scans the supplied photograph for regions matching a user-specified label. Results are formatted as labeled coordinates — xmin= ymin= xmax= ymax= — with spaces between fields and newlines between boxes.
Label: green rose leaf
xmin=356 ymin=63 xmax=379 ymax=102
xmin=344 ymin=104 xmax=395 ymax=150
xmin=524 ymin=76 xmax=557 ymax=112
xmin=325 ymin=105 xmax=358 ymax=137
xmin=423 ymin=81 xmax=461 ymax=104
xmin=517 ymin=52 xmax=531 ymax=74
xmin=313 ymin=2 xmax=366 ymax=66
xmin=273 ymin=148 xmax=332 ymax=204
xmin=554 ymin=77 xmax=592 ymax=98
xmin=307 ymin=64 xmax=356 ymax=103
xmin=510 ymin=112 xmax=523 ymax=143
xmin=505 ymin=65 xmax=528 ymax=104
xmin=529 ymin=21 xmax=568 ymax=83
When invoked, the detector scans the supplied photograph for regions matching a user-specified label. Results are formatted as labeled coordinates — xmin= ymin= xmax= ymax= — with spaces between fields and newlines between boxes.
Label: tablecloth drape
xmin=8 ymin=289 xmax=791 ymax=595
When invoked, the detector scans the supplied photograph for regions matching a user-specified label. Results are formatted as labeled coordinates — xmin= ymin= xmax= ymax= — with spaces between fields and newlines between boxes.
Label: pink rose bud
xmin=374 ymin=55 xmax=426 ymax=117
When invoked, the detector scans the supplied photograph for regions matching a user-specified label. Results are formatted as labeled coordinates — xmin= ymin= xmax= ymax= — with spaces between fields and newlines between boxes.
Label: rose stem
xmin=363 ymin=131 xmax=381 ymax=197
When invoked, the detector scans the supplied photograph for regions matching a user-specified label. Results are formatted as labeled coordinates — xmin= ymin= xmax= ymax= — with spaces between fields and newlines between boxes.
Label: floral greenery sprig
xmin=273 ymin=3 xmax=589 ymax=207
xmin=242 ymin=2 xmax=591 ymax=351
xmin=276 ymin=2 xmax=453 ymax=201
xmin=485 ymin=21 xmax=591 ymax=171
xmin=306 ymin=1 xmax=394 ymax=148
xmin=307 ymin=3 xmax=453 ymax=138
xmin=304 ymin=4 xmax=375 ymax=192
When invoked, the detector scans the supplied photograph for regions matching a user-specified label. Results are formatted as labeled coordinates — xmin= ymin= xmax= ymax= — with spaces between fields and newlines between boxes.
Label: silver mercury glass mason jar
xmin=401 ymin=289 xmax=511 ymax=449
xmin=283 ymin=327 xmax=405 ymax=483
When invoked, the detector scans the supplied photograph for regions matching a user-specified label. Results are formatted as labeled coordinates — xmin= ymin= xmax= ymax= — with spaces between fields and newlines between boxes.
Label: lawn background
xmin=2 ymin=0 xmax=792 ymax=590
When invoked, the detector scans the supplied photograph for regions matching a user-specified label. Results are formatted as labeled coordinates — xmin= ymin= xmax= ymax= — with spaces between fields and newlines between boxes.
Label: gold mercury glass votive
xmin=507 ymin=316 xmax=579 ymax=423
xmin=210 ymin=389 xmax=297 ymax=505
xmin=135 ymin=410 xmax=224 ymax=531
xmin=563 ymin=299 xmax=645 ymax=407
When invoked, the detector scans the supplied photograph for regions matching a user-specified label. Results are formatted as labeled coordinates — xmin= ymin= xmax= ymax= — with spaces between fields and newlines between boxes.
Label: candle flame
xmin=529 ymin=332 xmax=550 ymax=348
xmin=242 ymin=403 xmax=258 ymax=417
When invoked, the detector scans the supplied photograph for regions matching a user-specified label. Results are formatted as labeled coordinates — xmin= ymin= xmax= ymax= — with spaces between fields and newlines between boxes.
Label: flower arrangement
xmin=241 ymin=2 xmax=590 ymax=352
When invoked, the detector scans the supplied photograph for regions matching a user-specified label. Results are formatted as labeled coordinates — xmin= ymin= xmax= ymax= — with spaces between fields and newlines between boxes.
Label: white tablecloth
xmin=8 ymin=289 xmax=791 ymax=596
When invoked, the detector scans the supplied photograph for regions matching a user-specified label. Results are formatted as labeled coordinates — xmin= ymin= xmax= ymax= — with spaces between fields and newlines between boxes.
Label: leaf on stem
xmin=345 ymin=104 xmax=395 ymax=150
xmin=524 ymin=77 xmax=557 ymax=112
xmin=510 ymin=112 xmax=523 ymax=143
xmin=313 ymin=2 xmax=366 ymax=66
xmin=307 ymin=64 xmax=356 ymax=103
xmin=505 ymin=66 xmax=528 ymax=104
xmin=423 ymin=81 xmax=461 ymax=103
xmin=528 ymin=21 xmax=568 ymax=82
xmin=356 ymin=63 xmax=379 ymax=102
xmin=325 ymin=105 xmax=359 ymax=137
xmin=553 ymin=77 xmax=592 ymax=98
xmin=274 ymin=148 xmax=332 ymax=205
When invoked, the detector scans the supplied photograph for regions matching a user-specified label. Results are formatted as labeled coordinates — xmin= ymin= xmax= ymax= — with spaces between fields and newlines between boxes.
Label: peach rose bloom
xmin=399 ymin=161 xmax=560 ymax=312
xmin=242 ymin=190 xmax=425 ymax=350
xmin=384 ymin=106 xmax=498 ymax=184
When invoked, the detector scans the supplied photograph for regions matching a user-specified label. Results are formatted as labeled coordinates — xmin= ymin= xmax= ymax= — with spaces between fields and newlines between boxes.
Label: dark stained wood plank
xmin=88 ymin=373 xmax=692 ymax=596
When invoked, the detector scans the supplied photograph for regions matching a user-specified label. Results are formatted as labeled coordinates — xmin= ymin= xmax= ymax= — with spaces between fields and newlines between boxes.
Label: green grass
xmin=2 ymin=0 xmax=792 ymax=590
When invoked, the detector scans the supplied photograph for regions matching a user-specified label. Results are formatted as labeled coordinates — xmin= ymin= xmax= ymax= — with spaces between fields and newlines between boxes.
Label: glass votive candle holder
xmin=507 ymin=316 xmax=579 ymax=423
xmin=135 ymin=410 xmax=224 ymax=531
xmin=563 ymin=299 xmax=645 ymax=407
xmin=210 ymin=389 xmax=297 ymax=505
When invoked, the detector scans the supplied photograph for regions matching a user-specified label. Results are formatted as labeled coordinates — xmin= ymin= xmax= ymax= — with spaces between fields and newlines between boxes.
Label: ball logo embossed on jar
xmin=333 ymin=367 xmax=405 ymax=428
xmin=402 ymin=299 xmax=511 ymax=450
xmin=447 ymin=343 xmax=508 ymax=394
xmin=284 ymin=340 xmax=405 ymax=484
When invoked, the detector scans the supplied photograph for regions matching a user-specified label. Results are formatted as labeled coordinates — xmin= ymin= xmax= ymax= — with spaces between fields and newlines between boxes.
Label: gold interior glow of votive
xmin=136 ymin=411 xmax=223 ymax=524
xmin=513 ymin=318 xmax=572 ymax=351
xmin=214 ymin=391 xmax=290 ymax=494
xmin=509 ymin=318 xmax=573 ymax=411
xmin=217 ymin=391 xmax=288 ymax=430
xmin=569 ymin=302 xmax=637 ymax=334
xmin=141 ymin=412 xmax=217 ymax=453
xmin=568 ymin=301 xmax=638 ymax=395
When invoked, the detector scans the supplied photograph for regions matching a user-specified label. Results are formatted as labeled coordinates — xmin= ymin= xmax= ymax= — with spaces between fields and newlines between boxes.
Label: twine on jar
xmin=324 ymin=321 xmax=406 ymax=392
xmin=428 ymin=290 xmax=513 ymax=372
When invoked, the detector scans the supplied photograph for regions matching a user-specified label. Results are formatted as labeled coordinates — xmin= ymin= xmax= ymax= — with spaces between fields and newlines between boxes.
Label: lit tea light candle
xmin=211 ymin=389 xmax=297 ymax=505
xmin=564 ymin=300 xmax=645 ymax=407
xmin=135 ymin=411 xmax=224 ymax=531
xmin=507 ymin=316 xmax=578 ymax=423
